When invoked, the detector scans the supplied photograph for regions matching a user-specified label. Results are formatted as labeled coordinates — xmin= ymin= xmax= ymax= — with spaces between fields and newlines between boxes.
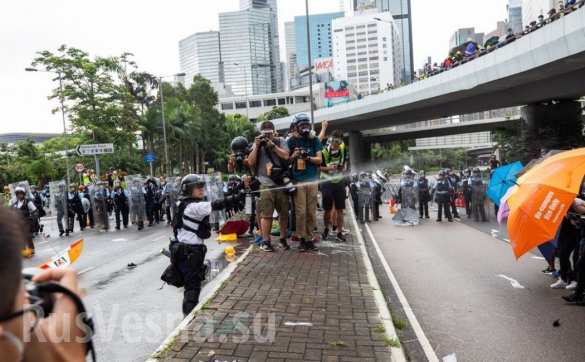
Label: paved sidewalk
xmin=151 ymin=218 xmax=399 ymax=362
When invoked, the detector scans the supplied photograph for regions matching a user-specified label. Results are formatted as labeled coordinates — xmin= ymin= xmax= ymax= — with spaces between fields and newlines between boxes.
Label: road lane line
xmin=365 ymin=223 xmax=440 ymax=362
xmin=79 ymin=267 xmax=96 ymax=275
xmin=497 ymin=274 xmax=525 ymax=289
xmin=349 ymin=208 xmax=407 ymax=362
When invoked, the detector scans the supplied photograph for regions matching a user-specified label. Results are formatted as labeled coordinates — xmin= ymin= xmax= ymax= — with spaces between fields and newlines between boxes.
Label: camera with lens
xmin=299 ymin=149 xmax=309 ymax=160
xmin=230 ymin=136 xmax=251 ymax=172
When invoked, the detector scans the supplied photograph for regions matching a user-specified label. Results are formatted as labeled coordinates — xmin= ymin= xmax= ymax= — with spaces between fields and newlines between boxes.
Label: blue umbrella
xmin=486 ymin=161 xmax=524 ymax=206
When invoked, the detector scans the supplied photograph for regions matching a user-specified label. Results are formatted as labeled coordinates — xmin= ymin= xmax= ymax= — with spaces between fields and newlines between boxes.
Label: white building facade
xmin=178 ymin=31 xmax=222 ymax=89
xmin=332 ymin=11 xmax=402 ymax=95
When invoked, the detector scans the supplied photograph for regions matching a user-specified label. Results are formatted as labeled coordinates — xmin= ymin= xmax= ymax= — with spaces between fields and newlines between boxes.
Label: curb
xmin=147 ymin=245 xmax=253 ymax=361
xmin=348 ymin=206 xmax=407 ymax=362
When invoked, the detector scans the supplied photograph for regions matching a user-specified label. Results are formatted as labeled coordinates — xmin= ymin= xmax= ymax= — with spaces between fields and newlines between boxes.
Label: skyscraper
xmin=349 ymin=0 xmax=413 ymax=83
xmin=284 ymin=21 xmax=297 ymax=90
xmin=294 ymin=12 xmax=345 ymax=68
xmin=178 ymin=31 xmax=223 ymax=89
xmin=508 ymin=0 xmax=523 ymax=34
xmin=220 ymin=0 xmax=282 ymax=96
xmin=332 ymin=11 xmax=403 ymax=95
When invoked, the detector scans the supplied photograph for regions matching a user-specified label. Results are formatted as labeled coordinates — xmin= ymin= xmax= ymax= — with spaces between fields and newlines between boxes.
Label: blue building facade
xmin=294 ymin=12 xmax=344 ymax=69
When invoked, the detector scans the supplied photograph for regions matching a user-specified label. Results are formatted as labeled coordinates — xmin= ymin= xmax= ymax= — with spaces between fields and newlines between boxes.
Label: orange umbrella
xmin=507 ymin=148 xmax=585 ymax=259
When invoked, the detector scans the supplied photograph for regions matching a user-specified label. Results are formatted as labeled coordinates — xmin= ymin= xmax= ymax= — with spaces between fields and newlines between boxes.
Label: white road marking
xmin=497 ymin=274 xmax=525 ymax=289
xmin=37 ymin=240 xmax=51 ymax=245
xmin=349 ymin=209 xmax=407 ymax=362
xmin=443 ymin=353 xmax=458 ymax=362
xmin=112 ymin=238 xmax=127 ymax=242
xmin=531 ymin=256 xmax=545 ymax=261
xmin=364 ymin=223 xmax=439 ymax=362
xmin=79 ymin=267 xmax=96 ymax=275
xmin=503 ymin=238 xmax=511 ymax=244
xmin=284 ymin=322 xmax=313 ymax=327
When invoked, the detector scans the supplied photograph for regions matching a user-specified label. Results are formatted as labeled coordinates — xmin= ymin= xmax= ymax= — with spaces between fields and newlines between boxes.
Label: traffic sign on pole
xmin=76 ymin=143 xmax=114 ymax=156
xmin=144 ymin=152 xmax=156 ymax=163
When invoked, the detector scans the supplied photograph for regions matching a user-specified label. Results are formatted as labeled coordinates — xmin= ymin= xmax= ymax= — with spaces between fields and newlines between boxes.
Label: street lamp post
xmin=26 ymin=66 xmax=72 ymax=224
xmin=158 ymin=73 xmax=186 ymax=176
xmin=305 ymin=0 xmax=315 ymax=129
xmin=25 ymin=67 xmax=72 ymax=188
xmin=233 ymin=63 xmax=249 ymax=120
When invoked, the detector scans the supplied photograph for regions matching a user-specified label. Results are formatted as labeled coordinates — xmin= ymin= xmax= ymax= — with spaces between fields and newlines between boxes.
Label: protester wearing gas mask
xmin=287 ymin=114 xmax=323 ymax=251
xmin=0 ymin=207 xmax=91 ymax=362
xmin=247 ymin=121 xmax=291 ymax=252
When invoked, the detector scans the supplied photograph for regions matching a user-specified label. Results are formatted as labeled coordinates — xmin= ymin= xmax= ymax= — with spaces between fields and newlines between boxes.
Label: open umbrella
xmin=487 ymin=161 xmax=523 ymax=206
xmin=484 ymin=36 xmax=500 ymax=49
xmin=507 ymin=148 xmax=585 ymax=259
xmin=497 ymin=185 xmax=518 ymax=223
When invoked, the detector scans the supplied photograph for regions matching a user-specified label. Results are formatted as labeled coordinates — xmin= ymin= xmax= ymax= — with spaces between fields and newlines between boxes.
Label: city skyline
xmin=0 ymin=0 xmax=508 ymax=133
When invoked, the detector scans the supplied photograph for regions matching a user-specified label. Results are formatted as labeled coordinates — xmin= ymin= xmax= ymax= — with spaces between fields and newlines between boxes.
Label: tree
xmin=258 ymin=106 xmax=289 ymax=122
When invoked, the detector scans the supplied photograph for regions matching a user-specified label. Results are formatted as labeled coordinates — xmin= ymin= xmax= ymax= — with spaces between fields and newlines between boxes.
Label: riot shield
xmin=90 ymin=182 xmax=110 ymax=230
xmin=164 ymin=177 xmax=180 ymax=222
xmin=393 ymin=174 xmax=419 ymax=226
xmin=49 ymin=181 xmax=68 ymax=216
xmin=126 ymin=175 xmax=146 ymax=226
xmin=205 ymin=173 xmax=226 ymax=229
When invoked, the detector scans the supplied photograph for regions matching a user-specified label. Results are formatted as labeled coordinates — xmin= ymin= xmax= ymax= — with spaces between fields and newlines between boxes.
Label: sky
xmin=0 ymin=0 xmax=507 ymax=134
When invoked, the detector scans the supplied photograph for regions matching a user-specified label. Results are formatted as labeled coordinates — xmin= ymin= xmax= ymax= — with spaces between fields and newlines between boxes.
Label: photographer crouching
xmin=0 ymin=207 xmax=93 ymax=362
xmin=288 ymin=114 xmax=323 ymax=251
xmin=247 ymin=121 xmax=291 ymax=252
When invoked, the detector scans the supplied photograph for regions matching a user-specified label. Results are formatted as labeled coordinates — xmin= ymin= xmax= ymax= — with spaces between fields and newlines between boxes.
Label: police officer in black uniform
xmin=112 ymin=185 xmax=130 ymax=230
xmin=435 ymin=171 xmax=453 ymax=222
xmin=418 ymin=171 xmax=431 ymax=219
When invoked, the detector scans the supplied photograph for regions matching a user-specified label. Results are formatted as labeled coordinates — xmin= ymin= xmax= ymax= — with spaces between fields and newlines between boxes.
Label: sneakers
xmin=551 ymin=279 xmax=568 ymax=289
xmin=562 ymin=293 xmax=585 ymax=304
xmin=542 ymin=266 xmax=555 ymax=274
xmin=299 ymin=239 xmax=318 ymax=252
xmin=322 ymin=228 xmax=330 ymax=240
xmin=260 ymin=241 xmax=275 ymax=252
xmin=566 ymin=281 xmax=578 ymax=290
xmin=336 ymin=233 xmax=347 ymax=242
xmin=279 ymin=238 xmax=290 ymax=250
xmin=305 ymin=240 xmax=318 ymax=251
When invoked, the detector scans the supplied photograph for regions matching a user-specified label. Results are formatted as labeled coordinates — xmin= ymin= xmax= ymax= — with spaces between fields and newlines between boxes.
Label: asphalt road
xmin=367 ymin=208 xmax=585 ymax=362
xmin=24 ymin=215 xmax=235 ymax=362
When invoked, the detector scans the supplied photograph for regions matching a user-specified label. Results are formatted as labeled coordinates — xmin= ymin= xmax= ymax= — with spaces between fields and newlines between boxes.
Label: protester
xmin=563 ymin=197 xmax=585 ymax=304
xmin=320 ymin=129 xmax=348 ymax=242
xmin=288 ymin=114 xmax=322 ymax=251
xmin=247 ymin=120 xmax=291 ymax=252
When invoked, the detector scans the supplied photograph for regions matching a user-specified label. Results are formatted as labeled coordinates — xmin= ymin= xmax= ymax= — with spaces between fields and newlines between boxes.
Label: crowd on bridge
xmin=416 ymin=0 xmax=585 ymax=81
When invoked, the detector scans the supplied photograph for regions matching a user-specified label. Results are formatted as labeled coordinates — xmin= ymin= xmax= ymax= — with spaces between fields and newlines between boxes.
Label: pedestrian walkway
xmin=150 ymin=214 xmax=401 ymax=362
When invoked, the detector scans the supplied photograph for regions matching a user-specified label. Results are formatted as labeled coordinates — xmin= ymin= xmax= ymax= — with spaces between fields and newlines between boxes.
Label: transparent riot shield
xmin=90 ymin=182 xmax=110 ymax=230
xmin=204 ymin=173 xmax=226 ymax=229
xmin=126 ymin=175 xmax=146 ymax=227
xmin=164 ymin=177 xmax=180 ymax=223
xmin=49 ymin=181 xmax=68 ymax=215
xmin=393 ymin=174 xmax=420 ymax=226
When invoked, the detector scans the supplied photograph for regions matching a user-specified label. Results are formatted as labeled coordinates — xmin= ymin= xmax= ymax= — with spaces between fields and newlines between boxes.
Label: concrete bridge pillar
xmin=348 ymin=131 xmax=370 ymax=172
xmin=520 ymin=100 xmax=583 ymax=162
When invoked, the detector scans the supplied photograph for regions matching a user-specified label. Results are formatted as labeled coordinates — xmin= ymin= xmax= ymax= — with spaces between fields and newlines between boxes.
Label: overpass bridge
xmin=272 ymin=7 xmax=585 ymax=165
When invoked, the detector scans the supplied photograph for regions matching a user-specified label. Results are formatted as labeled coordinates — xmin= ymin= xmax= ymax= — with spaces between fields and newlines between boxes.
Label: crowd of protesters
xmin=416 ymin=0 xmax=585 ymax=80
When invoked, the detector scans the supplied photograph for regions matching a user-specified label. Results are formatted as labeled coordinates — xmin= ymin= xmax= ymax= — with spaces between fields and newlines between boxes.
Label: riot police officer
xmin=144 ymin=178 xmax=158 ymax=226
xmin=11 ymin=185 xmax=38 ymax=257
xmin=435 ymin=171 xmax=453 ymax=222
xmin=462 ymin=168 xmax=472 ymax=218
xmin=470 ymin=168 xmax=488 ymax=222
xmin=165 ymin=175 xmax=226 ymax=316
xmin=67 ymin=185 xmax=84 ymax=233
xmin=418 ymin=171 xmax=431 ymax=219
xmin=112 ymin=185 xmax=130 ymax=230
xmin=446 ymin=169 xmax=460 ymax=219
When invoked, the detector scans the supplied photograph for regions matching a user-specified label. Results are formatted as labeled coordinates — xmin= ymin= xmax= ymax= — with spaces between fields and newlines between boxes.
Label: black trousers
xmin=464 ymin=194 xmax=472 ymax=216
xmin=575 ymin=239 xmax=585 ymax=296
xmin=115 ymin=206 xmax=129 ymax=228
xmin=449 ymin=197 xmax=459 ymax=218
xmin=176 ymin=244 xmax=207 ymax=316
xmin=419 ymin=200 xmax=429 ymax=218
xmin=146 ymin=203 xmax=155 ymax=225
xmin=437 ymin=201 xmax=452 ymax=221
